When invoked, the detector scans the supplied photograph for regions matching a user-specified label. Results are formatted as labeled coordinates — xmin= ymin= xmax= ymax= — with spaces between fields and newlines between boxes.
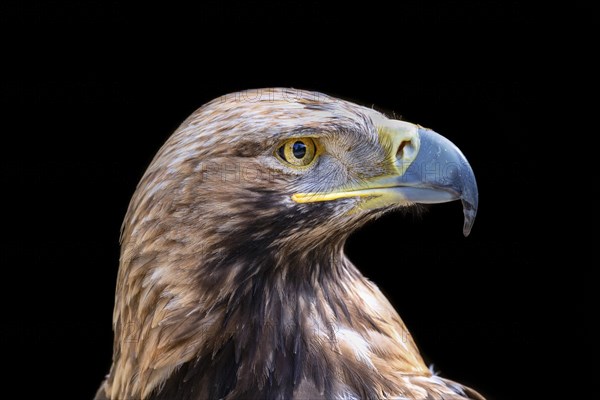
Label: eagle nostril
xmin=396 ymin=140 xmax=409 ymax=160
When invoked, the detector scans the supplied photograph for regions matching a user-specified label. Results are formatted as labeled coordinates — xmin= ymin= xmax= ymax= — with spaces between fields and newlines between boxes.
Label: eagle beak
xmin=389 ymin=127 xmax=478 ymax=236
xmin=292 ymin=123 xmax=478 ymax=236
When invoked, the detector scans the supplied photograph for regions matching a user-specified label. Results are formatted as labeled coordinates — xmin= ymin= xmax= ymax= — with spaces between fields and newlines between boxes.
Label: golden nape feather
xmin=95 ymin=88 xmax=483 ymax=400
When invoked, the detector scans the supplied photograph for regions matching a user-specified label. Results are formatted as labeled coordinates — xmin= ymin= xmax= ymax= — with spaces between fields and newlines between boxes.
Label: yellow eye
xmin=276 ymin=138 xmax=318 ymax=167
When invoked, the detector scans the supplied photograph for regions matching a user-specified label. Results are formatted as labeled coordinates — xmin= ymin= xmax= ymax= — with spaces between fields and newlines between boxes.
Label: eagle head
xmin=99 ymin=89 xmax=481 ymax=400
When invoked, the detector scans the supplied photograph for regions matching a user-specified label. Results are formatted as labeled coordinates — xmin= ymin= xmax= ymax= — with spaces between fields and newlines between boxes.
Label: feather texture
xmin=95 ymin=89 xmax=484 ymax=400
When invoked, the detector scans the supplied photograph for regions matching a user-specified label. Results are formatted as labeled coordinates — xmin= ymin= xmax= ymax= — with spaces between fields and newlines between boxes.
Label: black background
xmin=1 ymin=2 xmax=591 ymax=400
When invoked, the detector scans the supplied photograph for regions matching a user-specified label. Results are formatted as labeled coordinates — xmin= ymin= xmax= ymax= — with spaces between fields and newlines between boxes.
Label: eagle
xmin=95 ymin=88 xmax=482 ymax=400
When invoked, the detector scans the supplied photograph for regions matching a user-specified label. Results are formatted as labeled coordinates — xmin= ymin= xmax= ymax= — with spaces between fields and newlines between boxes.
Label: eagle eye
xmin=276 ymin=138 xmax=317 ymax=167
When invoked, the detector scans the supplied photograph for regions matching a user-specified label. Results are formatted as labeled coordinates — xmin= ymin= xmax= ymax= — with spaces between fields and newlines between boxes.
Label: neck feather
xmin=107 ymin=238 xmax=428 ymax=399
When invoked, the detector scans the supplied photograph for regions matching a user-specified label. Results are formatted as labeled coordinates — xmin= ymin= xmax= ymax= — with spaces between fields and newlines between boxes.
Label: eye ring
xmin=276 ymin=138 xmax=318 ymax=167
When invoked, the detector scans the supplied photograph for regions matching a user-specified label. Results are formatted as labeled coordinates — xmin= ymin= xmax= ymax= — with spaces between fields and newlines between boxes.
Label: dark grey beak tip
xmin=460 ymin=167 xmax=478 ymax=237
xmin=462 ymin=200 xmax=477 ymax=237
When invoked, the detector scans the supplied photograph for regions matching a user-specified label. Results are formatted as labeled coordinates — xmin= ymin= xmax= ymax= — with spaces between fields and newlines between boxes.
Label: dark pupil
xmin=292 ymin=141 xmax=306 ymax=159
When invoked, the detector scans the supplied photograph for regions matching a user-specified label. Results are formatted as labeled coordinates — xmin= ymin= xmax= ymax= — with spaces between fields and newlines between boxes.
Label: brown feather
xmin=95 ymin=89 xmax=485 ymax=400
